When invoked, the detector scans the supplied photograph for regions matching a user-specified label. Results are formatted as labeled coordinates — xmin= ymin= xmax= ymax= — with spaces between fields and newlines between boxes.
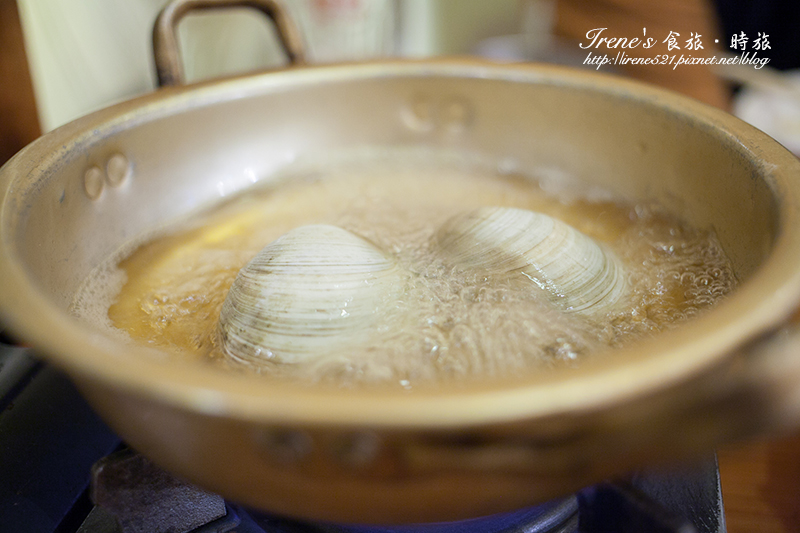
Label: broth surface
xmin=72 ymin=152 xmax=737 ymax=388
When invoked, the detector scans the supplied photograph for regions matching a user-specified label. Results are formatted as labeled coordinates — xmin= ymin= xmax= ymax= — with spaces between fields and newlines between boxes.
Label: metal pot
xmin=3 ymin=0 xmax=800 ymax=525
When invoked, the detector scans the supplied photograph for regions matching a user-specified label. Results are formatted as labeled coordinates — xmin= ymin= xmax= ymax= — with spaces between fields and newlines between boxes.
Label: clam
xmin=218 ymin=224 xmax=404 ymax=366
xmin=435 ymin=207 xmax=628 ymax=315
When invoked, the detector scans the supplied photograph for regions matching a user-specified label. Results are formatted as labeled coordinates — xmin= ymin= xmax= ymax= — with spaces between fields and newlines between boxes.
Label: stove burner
xmin=0 ymin=342 xmax=725 ymax=533
xmin=84 ymin=449 xmax=724 ymax=533
xmin=243 ymin=499 xmax=578 ymax=533
xmin=86 ymin=449 xmax=578 ymax=533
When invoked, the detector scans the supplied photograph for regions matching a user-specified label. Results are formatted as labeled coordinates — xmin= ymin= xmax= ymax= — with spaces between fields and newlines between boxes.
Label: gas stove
xmin=0 ymin=340 xmax=725 ymax=533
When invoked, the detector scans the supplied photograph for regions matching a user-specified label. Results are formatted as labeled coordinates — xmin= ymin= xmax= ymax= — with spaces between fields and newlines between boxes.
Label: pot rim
xmin=3 ymin=59 xmax=800 ymax=428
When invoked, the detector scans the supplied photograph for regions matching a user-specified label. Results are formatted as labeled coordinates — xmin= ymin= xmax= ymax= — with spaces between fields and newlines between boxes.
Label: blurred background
xmin=1 ymin=0 xmax=800 ymax=531
xmin=5 ymin=0 xmax=800 ymax=134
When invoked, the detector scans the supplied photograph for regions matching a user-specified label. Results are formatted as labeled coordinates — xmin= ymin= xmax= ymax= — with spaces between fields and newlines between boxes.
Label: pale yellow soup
xmin=72 ymin=153 xmax=736 ymax=389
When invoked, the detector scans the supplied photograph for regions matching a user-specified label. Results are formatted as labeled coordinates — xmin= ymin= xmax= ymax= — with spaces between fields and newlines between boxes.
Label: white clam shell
xmin=436 ymin=207 xmax=628 ymax=315
xmin=218 ymin=224 xmax=404 ymax=366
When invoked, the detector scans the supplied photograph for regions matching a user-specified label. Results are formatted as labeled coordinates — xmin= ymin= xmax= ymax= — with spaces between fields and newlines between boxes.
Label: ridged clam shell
xmin=436 ymin=207 xmax=627 ymax=315
xmin=218 ymin=224 xmax=403 ymax=365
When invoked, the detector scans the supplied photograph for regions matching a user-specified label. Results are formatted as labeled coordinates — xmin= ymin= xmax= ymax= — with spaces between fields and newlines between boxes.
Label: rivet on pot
xmin=84 ymin=166 xmax=104 ymax=200
xmin=255 ymin=428 xmax=313 ymax=464
xmin=401 ymin=96 xmax=435 ymax=132
xmin=106 ymin=153 xmax=131 ymax=187
xmin=332 ymin=431 xmax=381 ymax=468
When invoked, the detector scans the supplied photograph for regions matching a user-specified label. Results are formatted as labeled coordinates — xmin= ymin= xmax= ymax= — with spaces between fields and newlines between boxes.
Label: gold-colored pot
xmin=3 ymin=0 xmax=800 ymax=525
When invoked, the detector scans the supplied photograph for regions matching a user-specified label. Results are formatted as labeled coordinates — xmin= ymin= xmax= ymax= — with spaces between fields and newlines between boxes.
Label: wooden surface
xmin=2 ymin=2 xmax=799 ymax=532
xmin=719 ymin=431 xmax=800 ymax=533
xmin=0 ymin=0 xmax=39 ymax=162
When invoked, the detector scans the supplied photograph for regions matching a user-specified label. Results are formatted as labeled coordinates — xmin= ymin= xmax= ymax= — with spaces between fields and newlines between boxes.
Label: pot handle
xmin=153 ymin=0 xmax=306 ymax=87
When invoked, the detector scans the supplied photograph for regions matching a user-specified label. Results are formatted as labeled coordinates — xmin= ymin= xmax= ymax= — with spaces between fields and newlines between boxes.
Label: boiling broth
xmin=72 ymin=152 xmax=737 ymax=388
